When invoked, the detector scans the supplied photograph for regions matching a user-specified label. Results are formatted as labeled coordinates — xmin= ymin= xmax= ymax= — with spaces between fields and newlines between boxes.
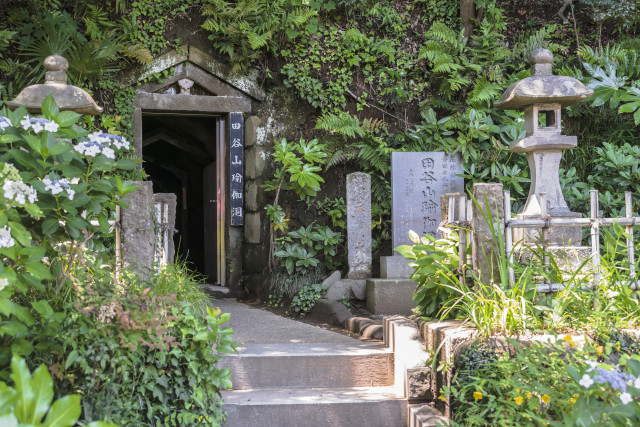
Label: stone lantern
xmin=6 ymin=55 xmax=102 ymax=115
xmin=495 ymin=48 xmax=593 ymax=245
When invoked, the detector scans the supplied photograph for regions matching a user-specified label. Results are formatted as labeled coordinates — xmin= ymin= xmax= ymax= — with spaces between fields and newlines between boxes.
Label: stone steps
xmin=224 ymin=342 xmax=393 ymax=389
xmin=221 ymin=316 xmax=446 ymax=426
xmin=222 ymin=386 xmax=407 ymax=427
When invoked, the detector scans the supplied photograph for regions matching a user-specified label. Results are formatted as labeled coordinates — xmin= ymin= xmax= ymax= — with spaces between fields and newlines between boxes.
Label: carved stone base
xmin=513 ymin=211 xmax=583 ymax=246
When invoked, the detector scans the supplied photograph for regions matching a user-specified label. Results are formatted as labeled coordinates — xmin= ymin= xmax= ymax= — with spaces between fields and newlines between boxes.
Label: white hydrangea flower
xmin=74 ymin=141 xmax=104 ymax=157
xmin=584 ymin=360 xmax=599 ymax=373
xmin=102 ymin=146 xmax=115 ymax=159
xmin=0 ymin=117 xmax=11 ymax=132
xmin=620 ymin=392 xmax=633 ymax=405
xmin=19 ymin=117 xmax=59 ymax=134
xmin=86 ymin=132 xmax=131 ymax=152
xmin=3 ymin=179 xmax=37 ymax=205
xmin=0 ymin=226 xmax=15 ymax=248
xmin=43 ymin=175 xmax=74 ymax=200
xmin=579 ymin=374 xmax=594 ymax=388
xmin=0 ymin=278 xmax=8 ymax=291
xmin=44 ymin=120 xmax=59 ymax=132
xmin=20 ymin=115 xmax=31 ymax=130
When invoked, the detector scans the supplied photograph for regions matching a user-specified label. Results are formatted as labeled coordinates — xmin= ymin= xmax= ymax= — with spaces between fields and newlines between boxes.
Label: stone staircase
xmin=221 ymin=318 xmax=445 ymax=427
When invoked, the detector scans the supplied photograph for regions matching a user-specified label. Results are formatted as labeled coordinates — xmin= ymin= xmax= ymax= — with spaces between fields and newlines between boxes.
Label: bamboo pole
xmin=115 ymin=205 xmax=122 ymax=286
xmin=504 ymin=190 xmax=514 ymax=288
xmin=458 ymin=195 xmax=467 ymax=286
xmin=540 ymin=192 xmax=550 ymax=284
xmin=466 ymin=199 xmax=473 ymax=267
xmin=625 ymin=191 xmax=636 ymax=280
xmin=590 ymin=189 xmax=600 ymax=287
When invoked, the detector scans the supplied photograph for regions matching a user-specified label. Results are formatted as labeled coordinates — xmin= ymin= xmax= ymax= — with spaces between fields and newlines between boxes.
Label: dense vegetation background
xmin=2 ymin=0 xmax=640 ymax=279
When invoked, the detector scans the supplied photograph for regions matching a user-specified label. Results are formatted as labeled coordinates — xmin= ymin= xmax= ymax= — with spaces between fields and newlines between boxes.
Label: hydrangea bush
xmin=0 ymin=95 xmax=138 ymax=369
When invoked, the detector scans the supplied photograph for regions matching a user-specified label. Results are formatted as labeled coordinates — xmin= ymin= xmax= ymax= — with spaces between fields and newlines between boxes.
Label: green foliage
xmin=146 ymin=257 xmax=210 ymax=313
xmin=270 ymin=267 xmax=326 ymax=299
xmin=62 ymin=285 xmax=235 ymax=426
xmin=275 ymin=223 xmax=343 ymax=275
xmin=202 ymin=0 xmax=317 ymax=73
xmin=262 ymin=137 xmax=327 ymax=201
xmin=287 ymin=283 xmax=326 ymax=317
xmin=447 ymin=338 xmax=640 ymax=426
xmin=0 ymin=355 xmax=114 ymax=427
xmin=315 ymin=197 xmax=346 ymax=230
xmin=395 ymin=232 xmax=463 ymax=319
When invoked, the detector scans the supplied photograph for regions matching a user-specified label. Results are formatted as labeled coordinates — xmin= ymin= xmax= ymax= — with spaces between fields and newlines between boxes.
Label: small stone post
xmin=121 ymin=181 xmax=156 ymax=280
xmin=346 ymin=172 xmax=372 ymax=279
xmin=471 ymin=183 xmax=505 ymax=285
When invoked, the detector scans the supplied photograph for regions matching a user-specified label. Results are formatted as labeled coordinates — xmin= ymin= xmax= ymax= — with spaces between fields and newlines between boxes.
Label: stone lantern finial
xmin=495 ymin=48 xmax=593 ymax=245
xmin=6 ymin=54 xmax=103 ymax=115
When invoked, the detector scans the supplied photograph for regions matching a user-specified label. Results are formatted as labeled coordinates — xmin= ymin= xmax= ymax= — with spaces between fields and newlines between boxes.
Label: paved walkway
xmin=211 ymin=298 xmax=359 ymax=345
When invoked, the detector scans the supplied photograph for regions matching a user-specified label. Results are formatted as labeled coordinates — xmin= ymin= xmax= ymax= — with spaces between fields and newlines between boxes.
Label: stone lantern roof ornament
xmin=495 ymin=48 xmax=593 ymax=245
xmin=6 ymin=55 xmax=103 ymax=115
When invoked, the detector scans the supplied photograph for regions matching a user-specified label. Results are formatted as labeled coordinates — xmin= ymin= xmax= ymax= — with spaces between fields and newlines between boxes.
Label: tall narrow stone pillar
xmin=122 ymin=181 xmax=156 ymax=280
xmin=471 ymin=183 xmax=505 ymax=285
xmin=346 ymin=172 xmax=372 ymax=279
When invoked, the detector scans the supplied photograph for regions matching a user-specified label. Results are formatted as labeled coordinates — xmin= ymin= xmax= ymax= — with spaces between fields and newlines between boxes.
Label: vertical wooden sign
xmin=229 ymin=112 xmax=244 ymax=226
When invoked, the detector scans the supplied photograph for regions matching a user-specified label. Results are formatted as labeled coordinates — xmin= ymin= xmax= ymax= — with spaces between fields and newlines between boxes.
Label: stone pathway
xmin=211 ymin=298 xmax=359 ymax=345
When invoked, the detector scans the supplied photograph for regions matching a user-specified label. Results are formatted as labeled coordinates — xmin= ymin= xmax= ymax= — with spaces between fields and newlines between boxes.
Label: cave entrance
xmin=142 ymin=113 xmax=221 ymax=283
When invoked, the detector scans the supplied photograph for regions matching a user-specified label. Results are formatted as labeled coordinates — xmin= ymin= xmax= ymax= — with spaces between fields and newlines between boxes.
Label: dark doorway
xmin=142 ymin=113 xmax=218 ymax=282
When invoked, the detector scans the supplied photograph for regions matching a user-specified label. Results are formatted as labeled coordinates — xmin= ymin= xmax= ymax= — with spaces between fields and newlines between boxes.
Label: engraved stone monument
xmin=346 ymin=172 xmax=372 ymax=279
xmin=379 ymin=152 xmax=464 ymax=279
xmin=368 ymin=152 xmax=464 ymax=315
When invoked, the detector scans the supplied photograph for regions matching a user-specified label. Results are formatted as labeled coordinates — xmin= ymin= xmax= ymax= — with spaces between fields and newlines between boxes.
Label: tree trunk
xmin=461 ymin=0 xmax=476 ymax=38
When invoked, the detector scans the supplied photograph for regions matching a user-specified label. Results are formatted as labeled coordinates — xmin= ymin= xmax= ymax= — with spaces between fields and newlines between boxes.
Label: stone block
xmin=407 ymin=366 xmax=432 ymax=401
xmin=309 ymin=299 xmax=353 ymax=327
xmin=245 ymin=146 xmax=267 ymax=179
xmin=380 ymin=255 xmax=414 ymax=279
xmin=366 ymin=279 xmax=416 ymax=315
xmin=152 ymin=192 xmax=177 ymax=265
xmin=121 ymin=181 xmax=155 ymax=280
xmin=322 ymin=270 xmax=341 ymax=288
xmin=244 ymin=180 xmax=260 ymax=212
xmin=244 ymin=212 xmax=263 ymax=244
xmin=244 ymin=116 xmax=263 ymax=148
xmin=471 ymin=183 xmax=505 ymax=285
xmin=325 ymin=278 xmax=366 ymax=301
xmin=346 ymin=172 xmax=372 ymax=279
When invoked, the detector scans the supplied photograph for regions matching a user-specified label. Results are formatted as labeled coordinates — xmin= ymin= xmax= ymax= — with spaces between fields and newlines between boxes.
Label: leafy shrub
xmin=61 ymin=281 xmax=235 ymax=426
xmin=288 ymin=283 xmax=326 ymax=317
xmin=447 ymin=337 xmax=640 ymax=426
xmin=395 ymin=232 xmax=463 ymax=319
xmin=0 ymin=355 xmax=114 ymax=426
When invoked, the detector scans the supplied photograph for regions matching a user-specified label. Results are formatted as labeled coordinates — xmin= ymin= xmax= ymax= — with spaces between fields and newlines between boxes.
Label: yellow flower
xmin=438 ymin=395 xmax=447 ymax=402
xmin=526 ymin=392 xmax=532 ymax=399
xmin=541 ymin=394 xmax=550 ymax=404
xmin=570 ymin=396 xmax=577 ymax=404
xmin=570 ymin=341 xmax=576 ymax=348
xmin=515 ymin=396 xmax=524 ymax=405
xmin=563 ymin=335 xmax=573 ymax=343
xmin=516 ymin=388 xmax=520 ymax=393
xmin=596 ymin=346 xmax=604 ymax=355
xmin=473 ymin=391 xmax=483 ymax=400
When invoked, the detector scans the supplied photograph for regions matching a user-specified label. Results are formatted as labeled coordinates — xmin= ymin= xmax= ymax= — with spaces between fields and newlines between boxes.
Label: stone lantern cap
xmin=495 ymin=49 xmax=592 ymax=110
xmin=6 ymin=55 xmax=103 ymax=115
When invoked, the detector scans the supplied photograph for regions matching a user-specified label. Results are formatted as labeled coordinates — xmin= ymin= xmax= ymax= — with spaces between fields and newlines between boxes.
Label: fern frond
xmin=120 ymin=43 xmax=153 ymax=64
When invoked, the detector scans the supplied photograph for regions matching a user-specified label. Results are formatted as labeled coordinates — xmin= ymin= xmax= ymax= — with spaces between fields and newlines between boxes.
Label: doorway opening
xmin=141 ymin=113 xmax=219 ymax=283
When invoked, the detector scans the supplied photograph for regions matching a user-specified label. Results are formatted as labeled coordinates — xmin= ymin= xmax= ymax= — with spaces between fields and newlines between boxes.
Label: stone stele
xmin=390 ymin=151 xmax=464 ymax=249
xmin=346 ymin=172 xmax=372 ymax=279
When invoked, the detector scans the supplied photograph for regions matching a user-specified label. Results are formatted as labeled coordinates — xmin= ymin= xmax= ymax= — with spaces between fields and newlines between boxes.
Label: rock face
xmin=346 ymin=172 xmax=372 ymax=279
